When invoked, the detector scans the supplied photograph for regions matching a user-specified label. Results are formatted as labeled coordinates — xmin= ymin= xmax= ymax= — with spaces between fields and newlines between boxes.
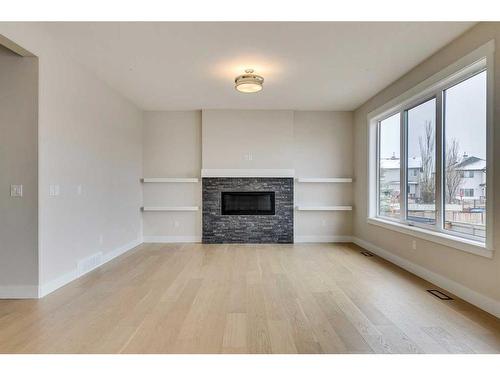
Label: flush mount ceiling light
xmin=234 ymin=69 xmax=264 ymax=93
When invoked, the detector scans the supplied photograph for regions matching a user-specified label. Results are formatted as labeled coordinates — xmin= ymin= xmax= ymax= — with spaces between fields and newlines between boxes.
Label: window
xmin=406 ymin=98 xmax=436 ymax=225
xmin=369 ymin=46 xmax=492 ymax=254
xmin=377 ymin=113 xmax=400 ymax=219
xmin=444 ymin=71 xmax=487 ymax=239
xmin=460 ymin=170 xmax=474 ymax=178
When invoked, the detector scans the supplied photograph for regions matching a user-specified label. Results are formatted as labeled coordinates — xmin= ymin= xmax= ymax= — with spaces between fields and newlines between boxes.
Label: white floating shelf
xmin=296 ymin=177 xmax=352 ymax=183
xmin=201 ymin=169 xmax=295 ymax=178
xmin=142 ymin=206 xmax=199 ymax=212
xmin=142 ymin=178 xmax=199 ymax=183
xmin=296 ymin=206 xmax=352 ymax=211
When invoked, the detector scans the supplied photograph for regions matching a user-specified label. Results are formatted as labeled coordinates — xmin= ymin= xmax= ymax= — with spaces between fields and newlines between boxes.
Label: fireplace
xmin=202 ymin=177 xmax=293 ymax=243
xmin=221 ymin=191 xmax=275 ymax=215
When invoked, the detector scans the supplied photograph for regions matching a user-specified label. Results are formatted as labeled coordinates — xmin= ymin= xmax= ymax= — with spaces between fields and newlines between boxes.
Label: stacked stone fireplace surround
xmin=202 ymin=177 xmax=294 ymax=243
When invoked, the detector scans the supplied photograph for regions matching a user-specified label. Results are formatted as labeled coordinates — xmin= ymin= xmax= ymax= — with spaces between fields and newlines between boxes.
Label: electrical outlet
xmin=174 ymin=220 xmax=180 ymax=228
xmin=412 ymin=240 xmax=417 ymax=250
xmin=99 ymin=234 xmax=104 ymax=245
xmin=77 ymin=185 xmax=83 ymax=195
xmin=10 ymin=185 xmax=23 ymax=197
xmin=321 ymin=219 xmax=327 ymax=227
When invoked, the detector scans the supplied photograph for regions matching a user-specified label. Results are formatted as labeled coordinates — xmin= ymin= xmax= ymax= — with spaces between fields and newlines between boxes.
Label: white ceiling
xmin=39 ymin=22 xmax=474 ymax=111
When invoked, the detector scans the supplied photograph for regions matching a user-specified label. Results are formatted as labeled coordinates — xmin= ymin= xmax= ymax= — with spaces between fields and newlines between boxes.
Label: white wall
xmin=0 ymin=24 xmax=143 ymax=295
xmin=144 ymin=109 xmax=353 ymax=242
xmin=0 ymin=45 xmax=38 ymax=297
xmin=353 ymin=22 xmax=500 ymax=311
xmin=0 ymin=25 xmax=355 ymax=296
xmin=294 ymin=111 xmax=353 ymax=241
xmin=202 ymin=110 xmax=294 ymax=169
xmin=142 ymin=111 xmax=201 ymax=241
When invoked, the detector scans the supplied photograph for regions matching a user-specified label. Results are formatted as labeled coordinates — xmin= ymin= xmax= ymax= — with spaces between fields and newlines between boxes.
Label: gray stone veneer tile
xmin=202 ymin=177 xmax=294 ymax=243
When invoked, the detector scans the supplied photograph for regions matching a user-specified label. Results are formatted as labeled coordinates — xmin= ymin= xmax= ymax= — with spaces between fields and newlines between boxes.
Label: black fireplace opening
xmin=221 ymin=191 xmax=275 ymax=215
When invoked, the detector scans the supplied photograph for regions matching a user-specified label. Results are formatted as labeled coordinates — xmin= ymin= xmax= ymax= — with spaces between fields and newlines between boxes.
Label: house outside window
xmin=460 ymin=188 xmax=475 ymax=198
xmin=461 ymin=170 xmax=474 ymax=178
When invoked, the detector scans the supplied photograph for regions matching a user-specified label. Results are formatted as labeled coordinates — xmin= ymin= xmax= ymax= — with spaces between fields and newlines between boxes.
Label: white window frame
xmin=367 ymin=40 xmax=494 ymax=258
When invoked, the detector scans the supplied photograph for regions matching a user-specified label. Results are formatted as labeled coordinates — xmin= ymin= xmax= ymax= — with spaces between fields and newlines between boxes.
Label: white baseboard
xmin=294 ymin=235 xmax=353 ymax=243
xmin=102 ymin=238 xmax=143 ymax=263
xmin=352 ymin=236 xmax=500 ymax=319
xmin=143 ymin=236 xmax=201 ymax=243
xmin=0 ymin=285 xmax=39 ymax=299
xmin=38 ymin=238 xmax=143 ymax=298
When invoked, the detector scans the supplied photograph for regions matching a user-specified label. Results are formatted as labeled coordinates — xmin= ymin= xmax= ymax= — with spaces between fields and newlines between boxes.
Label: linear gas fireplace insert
xmin=221 ymin=191 xmax=275 ymax=215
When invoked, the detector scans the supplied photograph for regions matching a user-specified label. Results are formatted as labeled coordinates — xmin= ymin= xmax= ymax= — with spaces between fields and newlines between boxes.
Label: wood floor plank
xmin=313 ymin=292 xmax=374 ymax=353
xmin=222 ymin=313 xmax=248 ymax=353
xmin=246 ymin=284 xmax=273 ymax=354
xmin=421 ymin=326 xmax=475 ymax=354
xmin=267 ymin=319 xmax=298 ymax=354
xmin=0 ymin=242 xmax=498 ymax=353
xmin=122 ymin=278 xmax=203 ymax=353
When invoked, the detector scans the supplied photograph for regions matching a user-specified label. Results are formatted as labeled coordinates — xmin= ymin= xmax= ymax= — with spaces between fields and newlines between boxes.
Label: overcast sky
xmin=379 ymin=70 xmax=487 ymax=160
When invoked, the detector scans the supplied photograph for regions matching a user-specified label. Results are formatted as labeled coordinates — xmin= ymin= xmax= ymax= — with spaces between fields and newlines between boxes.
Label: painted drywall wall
xmin=0 ymin=24 xmax=143 ymax=293
xmin=0 ymin=45 xmax=38 ymax=296
xmin=145 ymin=109 xmax=353 ymax=241
xmin=142 ymin=111 xmax=201 ymax=241
xmin=202 ymin=110 xmax=294 ymax=169
xmin=294 ymin=111 xmax=353 ymax=240
xmin=353 ymin=22 xmax=500 ymax=305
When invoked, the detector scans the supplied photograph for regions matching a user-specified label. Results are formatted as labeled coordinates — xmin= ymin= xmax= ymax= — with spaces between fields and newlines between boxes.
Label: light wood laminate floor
xmin=0 ymin=243 xmax=499 ymax=353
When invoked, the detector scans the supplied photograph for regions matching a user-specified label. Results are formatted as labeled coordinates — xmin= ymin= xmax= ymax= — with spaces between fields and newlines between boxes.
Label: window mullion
xmin=435 ymin=92 xmax=444 ymax=231
xmin=376 ymin=122 xmax=381 ymax=216
xmin=400 ymin=110 xmax=407 ymax=223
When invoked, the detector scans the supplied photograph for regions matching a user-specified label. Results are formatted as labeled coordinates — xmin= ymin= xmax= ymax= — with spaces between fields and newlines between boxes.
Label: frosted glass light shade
xmin=235 ymin=82 xmax=263 ymax=93
xmin=234 ymin=69 xmax=264 ymax=93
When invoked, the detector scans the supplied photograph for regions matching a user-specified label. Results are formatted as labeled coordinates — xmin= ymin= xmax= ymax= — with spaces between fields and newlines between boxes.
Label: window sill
xmin=366 ymin=217 xmax=493 ymax=258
